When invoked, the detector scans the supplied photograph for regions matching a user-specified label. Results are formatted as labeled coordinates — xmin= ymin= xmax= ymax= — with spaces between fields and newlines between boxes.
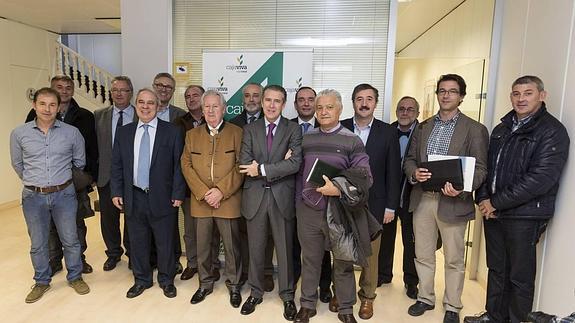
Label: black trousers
xmin=98 ymin=184 xmax=130 ymax=259
xmin=396 ymin=206 xmax=419 ymax=286
xmin=129 ymin=188 xmax=176 ymax=287
xmin=377 ymin=214 xmax=398 ymax=283
xmin=49 ymin=190 xmax=90 ymax=263
xmin=293 ymin=215 xmax=332 ymax=291
xmin=484 ymin=218 xmax=547 ymax=323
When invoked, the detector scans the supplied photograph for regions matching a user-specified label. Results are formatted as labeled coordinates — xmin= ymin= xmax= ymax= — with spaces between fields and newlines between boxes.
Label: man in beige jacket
xmin=181 ymin=90 xmax=244 ymax=308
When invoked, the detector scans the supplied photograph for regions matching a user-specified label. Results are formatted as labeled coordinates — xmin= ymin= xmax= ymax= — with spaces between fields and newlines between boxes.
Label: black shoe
xmin=175 ymin=262 xmax=183 ymax=275
xmin=294 ymin=307 xmax=317 ymax=323
xmin=212 ymin=268 xmax=221 ymax=282
xmin=405 ymin=284 xmax=418 ymax=300
xmin=162 ymin=284 xmax=177 ymax=298
xmin=126 ymin=284 xmax=152 ymax=298
xmin=377 ymin=277 xmax=392 ymax=287
xmin=180 ymin=267 xmax=197 ymax=280
xmin=50 ymin=261 xmax=63 ymax=277
xmin=527 ymin=311 xmax=557 ymax=323
xmin=464 ymin=312 xmax=493 ymax=323
xmin=82 ymin=260 xmax=93 ymax=274
xmin=240 ymin=296 xmax=263 ymax=315
xmin=264 ymin=274 xmax=274 ymax=292
xmin=230 ymin=290 xmax=242 ymax=308
xmin=319 ymin=288 xmax=332 ymax=303
xmin=337 ymin=313 xmax=358 ymax=323
xmin=283 ymin=300 xmax=297 ymax=321
xmin=103 ymin=257 xmax=120 ymax=271
xmin=408 ymin=301 xmax=435 ymax=316
xmin=190 ymin=288 xmax=212 ymax=304
xmin=444 ymin=311 xmax=459 ymax=323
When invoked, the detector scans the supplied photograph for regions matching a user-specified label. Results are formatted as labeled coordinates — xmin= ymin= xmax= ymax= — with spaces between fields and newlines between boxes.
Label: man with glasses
xmin=151 ymin=72 xmax=187 ymax=274
xmin=152 ymin=72 xmax=187 ymax=122
xmin=403 ymin=74 xmax=488 ymax=323
xmin=95 ymin=76 xmax=137 ymax=271
xmin=390 ymin=96 xmax=421 ymax=300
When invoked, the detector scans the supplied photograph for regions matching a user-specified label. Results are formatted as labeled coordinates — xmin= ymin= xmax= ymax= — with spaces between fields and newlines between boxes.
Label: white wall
xmin=489 ymin=0 xmax=575 ymax=316
xmin=121 ymin=0 xmax=172 ymax=93
xmin=392 ymin=0 xmax=495 ymax=124
xmin=67 ymin=34 xmax=122 ymax=76
xmin=0 ymin=19 xmax=58 ymax=205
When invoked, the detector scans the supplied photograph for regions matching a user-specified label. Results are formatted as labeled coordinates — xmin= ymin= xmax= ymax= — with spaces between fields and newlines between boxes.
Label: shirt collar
xmin=298 ymin=116 xmax=315 ymax=125
xmin=207 ymin=120 xmax=224 ymax=132
xmin=265 ymin=117 xmax=280 ymax=128
xmin=434 ymin=111 xmax=461 ymax=124
xmin=138 ymin=117 xmax=158 ymax=128
xmin=353 ymin=116 xmax=374 ymax=130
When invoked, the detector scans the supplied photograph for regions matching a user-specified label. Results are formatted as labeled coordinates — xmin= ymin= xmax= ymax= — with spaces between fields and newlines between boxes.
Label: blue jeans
xmin=22 ymin=184 xmax=82 ymax=284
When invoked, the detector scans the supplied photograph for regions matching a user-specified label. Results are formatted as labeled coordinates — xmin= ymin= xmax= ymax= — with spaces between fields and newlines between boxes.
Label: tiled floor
xmin=0 ymin=203 xmax=486 ymax=323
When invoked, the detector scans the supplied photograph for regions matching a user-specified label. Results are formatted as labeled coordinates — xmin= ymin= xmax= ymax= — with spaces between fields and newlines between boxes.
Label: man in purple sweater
xmin=294 ymin=89 xmax=372 ymax=323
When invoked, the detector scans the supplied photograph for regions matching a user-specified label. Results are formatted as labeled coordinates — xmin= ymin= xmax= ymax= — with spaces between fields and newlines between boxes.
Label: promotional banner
xmin=202 ymin=49 xmax=313 ymax=120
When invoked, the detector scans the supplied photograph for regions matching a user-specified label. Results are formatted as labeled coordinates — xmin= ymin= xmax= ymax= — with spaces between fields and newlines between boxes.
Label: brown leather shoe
xmin=338 ymin=313 xmax=358 ymax=323
xmin=329 ymin=295 xmax=339 ymax=313
xmin=358 ymin=298 xmax=374 ymax=320
xmin=294 ymin=307 xmax=317 ymax=323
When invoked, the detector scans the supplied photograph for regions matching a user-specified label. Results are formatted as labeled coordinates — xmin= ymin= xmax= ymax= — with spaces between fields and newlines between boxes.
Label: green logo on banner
xmin=225 ymin=52 xmax=284 ymax=120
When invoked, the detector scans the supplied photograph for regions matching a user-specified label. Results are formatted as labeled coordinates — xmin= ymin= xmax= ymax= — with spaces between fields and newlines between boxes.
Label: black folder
xmin=306 ymin=158 xmax=341 ymax=186
xmin=419 ymin=159 xmax=464 ymax=191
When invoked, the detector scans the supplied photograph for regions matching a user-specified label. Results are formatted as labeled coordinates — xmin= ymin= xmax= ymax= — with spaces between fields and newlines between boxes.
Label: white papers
xmin=428 ymin=155 xmax=476 ymax=192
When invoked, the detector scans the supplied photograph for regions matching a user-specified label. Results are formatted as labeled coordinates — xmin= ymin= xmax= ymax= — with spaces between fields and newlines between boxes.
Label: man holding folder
xmin=403 ymin=74 xmax=489 ymax=323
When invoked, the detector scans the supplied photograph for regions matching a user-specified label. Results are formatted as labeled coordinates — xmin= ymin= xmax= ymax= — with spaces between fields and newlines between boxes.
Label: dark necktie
xmin=248 ymin=115 xmax=256 ymax=124
xmin=116 ymin=111 xmax=124 ymax=133
xmin=267 ymin=123 xmax=276 ymax=153
xmin=398 ymin=129 xmax=410 ymax=137
xmin=302 ymin=122 xmax=311 ymax=133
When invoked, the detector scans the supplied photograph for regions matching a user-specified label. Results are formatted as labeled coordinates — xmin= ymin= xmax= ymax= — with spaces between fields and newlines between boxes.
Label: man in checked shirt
xmin=403 ymin=74 xmax=489 ymax=323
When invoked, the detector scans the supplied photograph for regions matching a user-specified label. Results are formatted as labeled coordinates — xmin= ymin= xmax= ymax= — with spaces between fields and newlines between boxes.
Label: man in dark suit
xmin=290 ymin=86 xmax=332 ymax=304
xmin=238 ymin=85 xmax=302 ymax=321
xmin=404 ymin=74 xmax=488 ymax=323
xmin=111 ymin=88 xmax=186 ymax=299
xmin=230 ymin=83 xmax=264 ymax=127
xmin=230 ymin=82 xmax=274 ymax=291
xmin=340 ymin=83 xmax=401 ymax=320
xmin=151 ymin=72 xmax=186 ymax=274
xmin=25 ymin=75 xmax=98 ymax=275
xmin=390 ymin=96 xmax=420 ymax=300
xmin=94 ymin=76 xmax=137 ymax=271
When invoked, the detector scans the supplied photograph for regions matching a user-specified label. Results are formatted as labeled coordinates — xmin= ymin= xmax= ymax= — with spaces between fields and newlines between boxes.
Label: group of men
xmin=10 ymin=72 xmax=569 ymax=323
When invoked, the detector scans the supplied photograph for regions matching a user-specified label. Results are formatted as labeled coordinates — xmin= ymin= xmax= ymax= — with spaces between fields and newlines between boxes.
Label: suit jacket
xmin=110 ymin=119 xmax=186 ymax=219
xmin=229 ymin=109 xmax=264 ymax=128
xmin=26 ymin=98 xmax=98 ymax=181
xmin=239 ymin=116 xmax=302 ymax=220
xmin=403 ymin=112 xmax=489 ymax=223
xmin=391 ymin=120 xmax=418 ymax=210
xmin=342 ymin=118 xmax=401 ymax=223
xmin=181 ymin=122 xmax=244 ymax=218
xmin=290 ymin=117 xmax=320 ymax=129
xmin=94 ymin=105 xmax=138 ymax=187
xmin=168 ymin=104 xmax=187 ymax=122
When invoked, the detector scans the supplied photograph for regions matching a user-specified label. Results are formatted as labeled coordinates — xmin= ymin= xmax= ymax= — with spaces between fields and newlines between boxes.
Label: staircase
xmin=52 ymin=41 xmax=114 ymax=109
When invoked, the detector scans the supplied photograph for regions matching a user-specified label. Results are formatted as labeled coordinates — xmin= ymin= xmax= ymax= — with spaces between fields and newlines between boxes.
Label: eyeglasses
xmin=436 ymin=89 xmax=460 ymax=96
xmin=397 ymin=107 xmax=416 ymax=113
xmin=111 ymin=89 xmax=131 ymax=94
xmin=153 ymin=83 xmax=174 ymax=91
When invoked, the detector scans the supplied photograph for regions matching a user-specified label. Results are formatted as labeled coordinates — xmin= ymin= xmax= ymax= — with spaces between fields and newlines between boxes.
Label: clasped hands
xmin=239 ymin=149 xmax=293 ymax=178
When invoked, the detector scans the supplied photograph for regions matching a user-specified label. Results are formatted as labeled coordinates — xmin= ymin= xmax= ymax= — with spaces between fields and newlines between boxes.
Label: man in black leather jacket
xmin=465 ymin=76 xmax=570 ymax=323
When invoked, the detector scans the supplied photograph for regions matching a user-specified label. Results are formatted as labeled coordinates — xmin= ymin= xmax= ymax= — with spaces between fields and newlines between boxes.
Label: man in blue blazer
xmin=111 ymin=88 xmax=186 ymax=299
